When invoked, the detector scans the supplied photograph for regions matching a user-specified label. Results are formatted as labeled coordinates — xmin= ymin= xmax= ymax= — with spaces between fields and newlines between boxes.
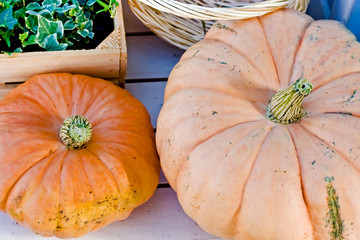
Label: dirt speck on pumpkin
xmin=214 ymin=23 xmax=237 ymax=35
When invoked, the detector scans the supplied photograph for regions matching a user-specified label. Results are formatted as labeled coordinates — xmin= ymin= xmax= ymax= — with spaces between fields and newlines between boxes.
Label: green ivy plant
xmin=0 ymin=0 xmax=118 ymax=53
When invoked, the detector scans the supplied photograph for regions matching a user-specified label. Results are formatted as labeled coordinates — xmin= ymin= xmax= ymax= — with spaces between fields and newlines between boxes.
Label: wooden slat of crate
xmin=0 ymin=0 xmax=126 ymax=87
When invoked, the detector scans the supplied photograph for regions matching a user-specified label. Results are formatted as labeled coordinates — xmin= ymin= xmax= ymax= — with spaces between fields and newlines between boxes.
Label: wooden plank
xmin=126 ymin=35 xmax=184 ymax=80
xmin=125 ymin=81 xmax=166 ymax=128
xmin=0 ymin=188 xmax=223 ymax=240
xmin=125 ymin=81 xmax=168 ymax=184
xmin=159 ymin=170 xmax=168 ymax=184
xmin=0 ymin=49 xmax=120 ymax=84
xmin=122 ymin=0 xmax=152 ymax=34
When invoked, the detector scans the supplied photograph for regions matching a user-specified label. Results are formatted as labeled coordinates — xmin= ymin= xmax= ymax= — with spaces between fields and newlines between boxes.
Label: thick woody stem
xmin=266 ymin=78 xmax=313 ymax=124
xmin=59 ymin=115 xmax=92 ymax=149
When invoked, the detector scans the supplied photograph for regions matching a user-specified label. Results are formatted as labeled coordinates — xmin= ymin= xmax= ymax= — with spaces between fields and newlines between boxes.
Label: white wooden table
xmin=0 ymin=1 xmax=223 ymax=239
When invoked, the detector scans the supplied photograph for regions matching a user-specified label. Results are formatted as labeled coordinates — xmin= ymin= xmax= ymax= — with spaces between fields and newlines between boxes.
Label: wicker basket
xmin=127 ymin=0 xmax=310 ymax=49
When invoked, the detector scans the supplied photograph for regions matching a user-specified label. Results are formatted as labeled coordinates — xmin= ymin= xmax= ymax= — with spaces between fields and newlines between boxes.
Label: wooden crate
xmin=0 ymin=0 xmax=127 ymax=98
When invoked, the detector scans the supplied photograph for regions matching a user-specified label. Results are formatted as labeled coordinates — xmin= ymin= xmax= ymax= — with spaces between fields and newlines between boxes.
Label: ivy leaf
xmin=63 ymin=20 xmax=76 ymax=30
xmin=77 ymin=29 xmax=94 ymax=39
xmin=25 ymin=15 xmax=38 ymax=32
xmin=39 ymin=33 xmax=68 ymax=51
xmin=15 ymin=7 xmax=27 ymax=19
xmin=43 ymin=0 xmax=62 ymax=6
xmin=36 ymin=14 xmax=64 ymax=41
xmin=0 ymin=29 xmax=14 ymax=47
xmin=19 ymin=31 xmax=37 ymax=48
xmin=86 ymin=0 xmax=97 ymax=6
xmin=55 ymin=3 xmax=77 ymax=13
xmin=0 ymin=7 xmax=18 ymax=30
xmin=22 ymin=34 xmax=37 ymax=47
xmin=19 ymin=31 xmax=29 ymax=42
xmin=43 ymin=4 xmax=56 ymax=15
xmin=77 ymin=19 xmax=94 ymax=38
xmin=12 ymin=47 xmax=22 ymax=53
xmin=26 ymin=10 xmax=41 ymax=16
xmin=26 ymin=2 xmax=43 ymax=11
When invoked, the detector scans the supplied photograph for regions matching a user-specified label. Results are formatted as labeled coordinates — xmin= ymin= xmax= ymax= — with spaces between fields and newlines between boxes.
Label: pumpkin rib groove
xmin=55 ymin=150 xmax=67 ymax=236
xmin=182 ymin=39 xmax=261 ymax=77
xmin=204 ymin=21 xmax=280 ymax=91
xmin=287 ymin=126 xmax=315 ymax=237
xmin=230 ymin=125 xmax=274 ymax=237
xmin=256 ymin=17 xmax=280 ymax=86
xmin=165 ymin=86 xmax=269 ymax=115
xmin=189 ymin=39 xmax=253 ymax=66
xmin=0 ymin=129 xmax=58 ymax=142
xmin=167 ymin=86 xmax=244 ymax=102
xmin=3 ymin=94 xmax=55 ymax=121
xmin=70 ymin=78 xmax=112 ymax=118
xmin=291 ymin=21 xmax=360 ymax=90
xmin=310 ymin=71 xmax=360 ymax=94
xmin=76 ymin=88 xmax=112 ymax=120
xmin=85 ymin=143 xmax=159 ymax=213
xmin=288 ymin=27 xmax=309 ymax=85
xmin=82 ymin=149 xmax=121 ymax=201
xmin=92 ymin=123 xmax=155 ymax=142
xmin=0 ymin=112 xmax=57 ymax=136
xmin=298 ymin=119 xmax=360 ymax=175
xmin=173 ymin=119 xmax=272 ymax=190
xmin=173 ymin=121 xmax=274 ymax=239
xmin=78 ymin=150 xmax=122 ymax=233
xmin=0 ymin=140 xmax=61 ymax=209
xmin=31 ymin=77 xmax=71 ymax=119
xmin=201 ymin=38 xmax=274 ymax=91
xmin=92 ymin=141 xmax=151 ymax=156
xmin=83 ymin=145 xmax=141 ymax=202
xmin=288 ymin=124 xmax=359 ymax=239
xmin=4 ymin=149 xmax=60 ymax=212
xmin=167 ymin=55 xmax=266 ymax=99
xmin=278 ymin=20 xmax=311 ymax=87
xmin=259 ymin=10 xmax=313 ymax=88
xmin=84 ymin=146 xmax=134 ymax=191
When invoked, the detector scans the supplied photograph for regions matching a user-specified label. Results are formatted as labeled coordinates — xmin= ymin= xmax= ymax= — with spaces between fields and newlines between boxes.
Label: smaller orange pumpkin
xmin=0 ymin=73 xmax=160 ymax=238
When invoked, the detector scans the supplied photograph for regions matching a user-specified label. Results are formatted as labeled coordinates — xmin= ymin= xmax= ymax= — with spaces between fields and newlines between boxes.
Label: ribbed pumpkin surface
xmin=156 ymin=9 xmax=360 ymax=240
xmin=0 ymin=73 xmax=160 ymax=238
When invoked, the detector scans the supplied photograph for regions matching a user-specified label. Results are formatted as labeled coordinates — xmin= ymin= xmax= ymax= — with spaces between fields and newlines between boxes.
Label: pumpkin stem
xmin=265 ymin=78 xmax=313 ymax=124
xmin=324 ymin=176 xmax=344 ymax=240
xmin=59 ymin=115 xmax=92 ymax=149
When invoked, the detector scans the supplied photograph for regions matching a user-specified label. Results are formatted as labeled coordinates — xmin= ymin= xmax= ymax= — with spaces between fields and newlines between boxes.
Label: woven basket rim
xmin=136 ymin=0 xmax=310 ymax=20
xmin=127 ymin=0 xmax=310 ymax=49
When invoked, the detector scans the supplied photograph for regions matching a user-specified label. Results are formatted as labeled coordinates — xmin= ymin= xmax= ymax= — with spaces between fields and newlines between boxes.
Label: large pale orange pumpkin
xmin=156 ymin=9 xmax=360 ymax=240
xmin=0 ymin=73 xmax=160 ymax=238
